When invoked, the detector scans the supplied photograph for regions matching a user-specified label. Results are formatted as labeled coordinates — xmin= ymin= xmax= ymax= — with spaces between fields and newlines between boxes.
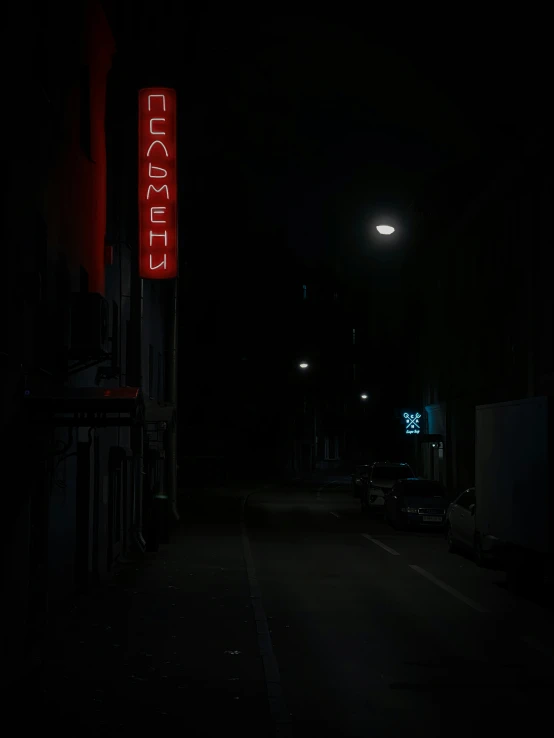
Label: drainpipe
xmin=127 ymin=67 xmax=145 ymax=553
xmin=131 ymin=278 xmax=146 ymax=551
xmin=128 ymin=273 xmax=145 ymax=553
xmin=167 ymin=278 xmax=179 ymax=521
xmin=526 ymin=203 xmax=535 ymax=398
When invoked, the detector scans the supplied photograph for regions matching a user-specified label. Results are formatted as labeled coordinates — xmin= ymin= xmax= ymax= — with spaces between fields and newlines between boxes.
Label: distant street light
xmin=299 ymin=362 xmax=309 ymax=369
xmin=361 ymin=394 xmax=368 ymax=400
xmin=376 ymin=224 xmax=395 ymax=235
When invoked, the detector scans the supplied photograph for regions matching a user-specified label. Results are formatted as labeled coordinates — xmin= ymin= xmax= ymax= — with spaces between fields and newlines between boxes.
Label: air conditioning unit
xmin=69 ymin=293 xmax=110 ymax=359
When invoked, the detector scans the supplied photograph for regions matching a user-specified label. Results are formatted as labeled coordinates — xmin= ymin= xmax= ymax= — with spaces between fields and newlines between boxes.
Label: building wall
xmin=418 ymin=135 xmax=553 ymax=496
xmin=42 ymin=0 xmax=117 ymax=605
xmin=289 ymin=264 xmax=417 ymax=472
xmin=6 ymin=0 xmax=174 ymax=688
xmin=5 ymin=0 xmax=94 ymax=686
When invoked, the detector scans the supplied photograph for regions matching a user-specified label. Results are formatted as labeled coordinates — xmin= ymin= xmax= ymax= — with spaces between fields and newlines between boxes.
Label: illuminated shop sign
xmin=138 ymin=88 xmax=178 ymax=279
xmin=403 ymin=412 xmax=421 ymax=435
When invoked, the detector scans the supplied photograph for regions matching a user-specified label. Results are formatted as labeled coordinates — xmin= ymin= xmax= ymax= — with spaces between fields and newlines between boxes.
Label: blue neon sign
xmin=403 ymin=412 xmax=421 ymax=435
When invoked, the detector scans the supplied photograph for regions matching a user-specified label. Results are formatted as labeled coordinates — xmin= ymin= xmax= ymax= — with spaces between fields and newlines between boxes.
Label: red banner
xmin=138 ymin=88 xmax=178 ymax=279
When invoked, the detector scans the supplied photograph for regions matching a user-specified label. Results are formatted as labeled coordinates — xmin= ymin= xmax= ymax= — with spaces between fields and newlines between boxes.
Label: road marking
xmin=362 ymin=534 xmax=400 ymax=556
xmin=409 ymin=565 xmax=490 ymax=613
xmin=329 ymin=511 xmax=340 ymax=518
xmin=240 ymin=497 xmax=292 ymax=734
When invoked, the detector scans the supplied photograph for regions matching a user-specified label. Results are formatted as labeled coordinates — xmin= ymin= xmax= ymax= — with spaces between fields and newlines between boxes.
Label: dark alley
xmin=26 ymin=480 xmax=553 ymax=736
xmin=6 ymin=5 xmax=554 ymax=738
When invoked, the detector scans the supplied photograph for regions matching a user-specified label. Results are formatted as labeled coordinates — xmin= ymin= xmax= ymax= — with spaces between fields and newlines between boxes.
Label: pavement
xmin=17 ymin=478 xmax=554 ymax=737
xmin=17 ymin=484 xmax=272 ymax=738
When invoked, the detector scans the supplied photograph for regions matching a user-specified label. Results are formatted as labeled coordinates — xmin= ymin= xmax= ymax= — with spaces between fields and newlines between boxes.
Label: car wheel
xmin=446 ymin=525 xmax=456 ymax=552
xmin=474 ymin=535 xmax=484 ymax=567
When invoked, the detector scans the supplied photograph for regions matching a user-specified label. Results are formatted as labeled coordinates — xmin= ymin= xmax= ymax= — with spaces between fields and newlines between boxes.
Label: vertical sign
xmin=138 ymin=88 xmax=178 ymax=279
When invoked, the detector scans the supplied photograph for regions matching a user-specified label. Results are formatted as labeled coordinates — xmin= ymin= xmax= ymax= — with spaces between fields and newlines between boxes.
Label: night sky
xmin=105 ymin=8 xmax=549 ymax=454
xmin=109 ymin=16 xmax=549 ymax=272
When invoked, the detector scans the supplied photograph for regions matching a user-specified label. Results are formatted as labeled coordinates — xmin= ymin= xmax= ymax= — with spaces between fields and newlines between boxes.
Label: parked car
xmin=445 ymin=488 xmax=477 ymax=556
xmin=383 ymin=478 xmax=447 ymax=529
xmin=351 ymin=465 xmax=371 ymax=498
xmin=445 ymin=487 xmax=502 ymax=565
xmin=361 ymin=461 xmax=414 ymax=513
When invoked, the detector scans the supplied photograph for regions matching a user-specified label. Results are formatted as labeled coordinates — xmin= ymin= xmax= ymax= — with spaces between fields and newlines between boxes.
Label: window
xmin=401 ymin=482 xmax=445 ymax=497
xmin=352 ymin=328 xmax=356 ymax=345
xmin=148 ymin=344 xmax=154 ymax=398
xmin=302 ymin=284 xmax=307 ymax=300
xmin=126 ymin=320 xmax=135 ymax=384
xmin=80 ymin=65 xmax=92 ymax=160
xmin=157 ymin=352 xmax=164 ymax=401
xmin=325 ymin=436 xmax=339 ymax=460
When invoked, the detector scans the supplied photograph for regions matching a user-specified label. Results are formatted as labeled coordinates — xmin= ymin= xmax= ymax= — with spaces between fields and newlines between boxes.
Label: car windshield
xmin=371 ymin=466 xmax=412 ymax=481
xmin=401 ymin=483 xmax=445 ymax=497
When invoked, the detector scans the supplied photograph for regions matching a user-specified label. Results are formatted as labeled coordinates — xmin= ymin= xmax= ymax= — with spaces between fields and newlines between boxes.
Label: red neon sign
xmin=138 ymin=88 xmax=178 ymax=279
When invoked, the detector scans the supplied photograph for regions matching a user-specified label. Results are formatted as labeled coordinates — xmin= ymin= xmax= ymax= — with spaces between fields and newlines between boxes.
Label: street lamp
xmin=299 ymin=362 xmax=309 ymax=369
xmin=361 ymin=394 xmax=368 ymax=400
xmin=376 ymin=224 xmax=395 ymax=235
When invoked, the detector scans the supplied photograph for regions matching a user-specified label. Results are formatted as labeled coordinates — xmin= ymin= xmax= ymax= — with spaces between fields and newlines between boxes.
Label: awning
xmin=24 ymin=386 xmax=143 ymax=427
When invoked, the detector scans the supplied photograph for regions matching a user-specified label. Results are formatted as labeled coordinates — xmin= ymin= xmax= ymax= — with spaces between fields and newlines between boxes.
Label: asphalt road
xmin=243 ymin=483 xmax=554 ymax=737
xmin=27 ymin=480 xmax=553 ymax=738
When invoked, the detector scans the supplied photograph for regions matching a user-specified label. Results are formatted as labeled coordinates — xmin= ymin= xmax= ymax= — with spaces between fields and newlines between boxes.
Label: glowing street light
xmin=361 ymin=394 xmax=368 ymax=400
xmin=299 ymin=362 xmax=309 ymax=369
xmin=376 ymin=224 xmax=395 ymax=235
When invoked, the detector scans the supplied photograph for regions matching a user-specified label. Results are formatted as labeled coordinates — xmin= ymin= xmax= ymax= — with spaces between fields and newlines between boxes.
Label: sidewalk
xmin=22 ymin=488 xmax=273 ymax=737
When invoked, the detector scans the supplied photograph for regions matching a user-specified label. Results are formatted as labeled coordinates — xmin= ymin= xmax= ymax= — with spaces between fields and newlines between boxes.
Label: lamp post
xmin=293 ymin=361 xmax=311 ymax=472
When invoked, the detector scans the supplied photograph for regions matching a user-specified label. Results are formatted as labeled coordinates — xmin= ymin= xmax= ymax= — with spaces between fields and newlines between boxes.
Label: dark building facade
xmin=5 ymin=0 xmax=177 ymax=690
xmin=287 ymin=266 xmax=382 ymax=473
xmin=285 ymin=255 xmax=421 ymax=475
xmin=415 ymin=133 xmax=553 ymax=497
